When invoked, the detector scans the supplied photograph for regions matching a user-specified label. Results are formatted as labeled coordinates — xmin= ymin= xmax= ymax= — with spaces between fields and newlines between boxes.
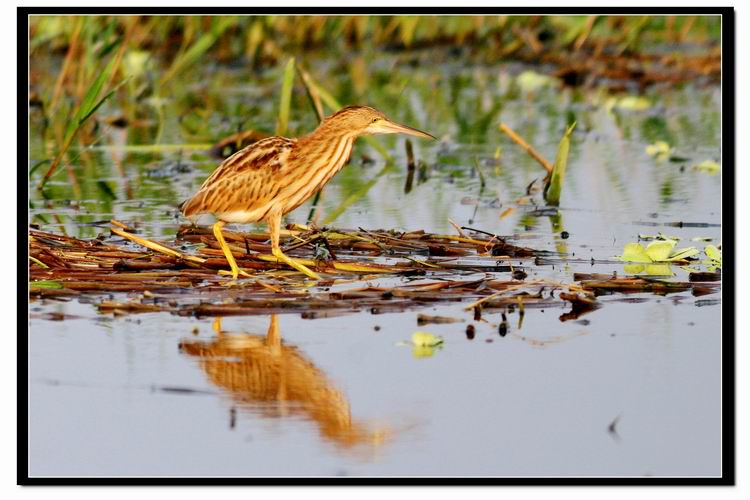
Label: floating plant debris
xmin=28 ymin=221 xmax=720 ymax=320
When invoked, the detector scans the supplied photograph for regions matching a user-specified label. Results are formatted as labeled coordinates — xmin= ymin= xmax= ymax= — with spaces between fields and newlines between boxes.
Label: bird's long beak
xmin=377 ymin=119 xmax=437 ymax=140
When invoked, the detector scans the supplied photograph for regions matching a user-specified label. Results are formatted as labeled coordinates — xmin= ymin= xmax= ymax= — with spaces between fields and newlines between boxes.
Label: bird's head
xmin=326 ymin=105 xmax=436 ymax=140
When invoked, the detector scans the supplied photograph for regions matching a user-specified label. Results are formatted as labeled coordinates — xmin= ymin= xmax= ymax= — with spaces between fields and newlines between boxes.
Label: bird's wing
xmin=181 ymin=137 xmax=295 ymax=220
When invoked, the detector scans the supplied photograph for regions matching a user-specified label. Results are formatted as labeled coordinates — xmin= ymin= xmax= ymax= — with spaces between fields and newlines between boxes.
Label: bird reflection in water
xmin=179 ymin=315 xmax=389 ymax=451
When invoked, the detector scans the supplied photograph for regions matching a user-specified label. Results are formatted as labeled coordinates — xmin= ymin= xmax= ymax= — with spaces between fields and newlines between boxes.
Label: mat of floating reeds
xmin=29 ymin=223 xmax=538 ymax=287
xmin=29 ymin=224 xmax=720 ymax=320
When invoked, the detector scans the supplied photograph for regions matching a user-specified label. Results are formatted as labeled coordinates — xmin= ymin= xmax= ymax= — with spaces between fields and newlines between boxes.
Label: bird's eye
xmin=372 ymin=118 xmax=378 ymax=123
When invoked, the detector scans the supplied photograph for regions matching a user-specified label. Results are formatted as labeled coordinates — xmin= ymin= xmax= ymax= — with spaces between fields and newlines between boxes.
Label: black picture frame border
xmin=18 ymin=5 xmax=735 ymax=486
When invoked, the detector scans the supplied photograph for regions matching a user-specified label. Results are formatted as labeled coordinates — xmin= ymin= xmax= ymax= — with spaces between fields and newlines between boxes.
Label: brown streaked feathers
xmin=180 ymin=136 xmax=298 ymax=223
xmin=179 ymin=105 xmax=434 ymax=280
xmin=180 ymin=105 xmax=432 ymax=225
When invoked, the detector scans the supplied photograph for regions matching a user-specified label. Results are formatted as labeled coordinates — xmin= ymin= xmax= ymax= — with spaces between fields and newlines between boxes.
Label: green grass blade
xmin=276 ymin=57 xmax=296 ymax=136
xmin=79 ymin=78 xmax=130 ymax=124
xmin=159 ymin=17 xmax=237 ymax=87
xmin=63 ymin=43 xmax=121 ymax=143
xmin=30 ymin=280 xmax=63 ymax=289
xmin=39 ymin=47 xmax=123 ymax=189
xmin=544 ymin=122 xmax=576 ymax=206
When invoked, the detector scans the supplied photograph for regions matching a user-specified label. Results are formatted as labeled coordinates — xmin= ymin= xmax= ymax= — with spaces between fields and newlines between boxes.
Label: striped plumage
xmin=180 ymin=105 xmax=435 ymax=280
xmin=181 ymin=123 xmax=353 ymax=224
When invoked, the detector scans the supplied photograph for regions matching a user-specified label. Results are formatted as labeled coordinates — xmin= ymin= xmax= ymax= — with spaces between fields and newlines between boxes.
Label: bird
xmin=180 ymin=105 xmax=435 ymax=280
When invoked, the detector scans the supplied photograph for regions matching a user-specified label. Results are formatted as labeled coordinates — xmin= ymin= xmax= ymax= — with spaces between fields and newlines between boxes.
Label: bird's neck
xmin=295 ymin=122 xmax=357 ymax=164
xmin=300 ymin=120 xmax=358 ymax=146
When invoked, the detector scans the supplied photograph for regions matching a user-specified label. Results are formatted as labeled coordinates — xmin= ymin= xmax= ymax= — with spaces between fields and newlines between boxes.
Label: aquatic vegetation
xmin=25 ymin=13 xmax=724 ymax=477
xmin=516 ymin=70 xmax=560 ymax=93
xmin=695 ymin=159 xmax=721 ymax=175
xmin=618 ymin=239 xmax=699 ymax=263
xmin=610 ymin=95 xmax=652 ymax=111
xmin=410 ymin=331 xmax=444 ymax=358
xmin=645 ymin=140 xmax=673 ymax=160
xmin=544 ymin=122 xmax=576 ymax=206
xmin=411 ymin=331 xmax=444 ymax=347
xmin=38 ymin=48 xmax=125 ymax=189
xmin=276 ymin=57 xmax=296 ymax=136
xmin=704 ymin=245 xmax=722 ymax=270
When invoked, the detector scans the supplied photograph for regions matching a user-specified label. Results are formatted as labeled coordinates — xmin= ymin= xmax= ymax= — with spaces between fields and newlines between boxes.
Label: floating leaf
xmin=645 ymin=140 xmax=672 ymax=158
xmin=619 ymin=243 xmax=652 ymax=263
xmin=517 ymin=70 xmax=559 ymax=93
xmin=691 ymin=236 xmax=713 ymax=242
xmin=619 ymin=239 xmax=697 ymax=264
xmin=695 ymin=160 xmax=720 ymax=175
xmin=645 ymin=239 xmax=677 ymax=261
xmin=703 ymin=245 xmax=722 ymax=270
xmin=664 ymin=247 xmax=700 ymax=261
xmin=705 ymin=245 xmax=721 ymax=262
xmin=411 ymin=331 xmax=444 ymax=347
xmin=615 ymin=95 xmax=651 ymax=111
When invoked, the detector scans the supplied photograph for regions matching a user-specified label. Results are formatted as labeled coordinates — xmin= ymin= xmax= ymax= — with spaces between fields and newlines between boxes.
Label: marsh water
xmin=28 ymin=49 xmax=722 ymax=477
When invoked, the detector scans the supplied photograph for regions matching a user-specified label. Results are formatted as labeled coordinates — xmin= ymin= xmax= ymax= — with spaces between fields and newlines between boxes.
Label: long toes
xmin=287 ymin=260 xmax=321 ymax=280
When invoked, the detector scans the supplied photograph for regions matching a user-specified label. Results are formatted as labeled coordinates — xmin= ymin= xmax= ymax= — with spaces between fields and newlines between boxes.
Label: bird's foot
xmin=218 ymin=267 xmax=254 ymax=283
xmin=271 ymin=247 xmax=322 ymax=280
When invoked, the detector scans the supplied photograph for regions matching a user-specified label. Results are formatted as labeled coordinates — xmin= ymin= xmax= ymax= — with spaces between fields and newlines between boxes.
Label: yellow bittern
xmin=180 ymin=105 xmax=435 ymax=280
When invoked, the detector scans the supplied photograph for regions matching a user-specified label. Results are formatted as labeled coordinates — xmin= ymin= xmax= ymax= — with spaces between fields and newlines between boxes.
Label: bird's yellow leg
xmin=268 ymin=211 xmax=322 ymax=280
xmin=212 ymin=220 xmax=241 ymax=280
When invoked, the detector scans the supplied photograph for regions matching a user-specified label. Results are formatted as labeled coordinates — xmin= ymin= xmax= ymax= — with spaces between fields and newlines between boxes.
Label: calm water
xmin=28 ymin=50 xmax=722 ymax=477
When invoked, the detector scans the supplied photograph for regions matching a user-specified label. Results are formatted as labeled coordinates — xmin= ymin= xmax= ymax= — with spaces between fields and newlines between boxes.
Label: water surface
xmin=28 ymin=49 xmax=723 ymax=477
